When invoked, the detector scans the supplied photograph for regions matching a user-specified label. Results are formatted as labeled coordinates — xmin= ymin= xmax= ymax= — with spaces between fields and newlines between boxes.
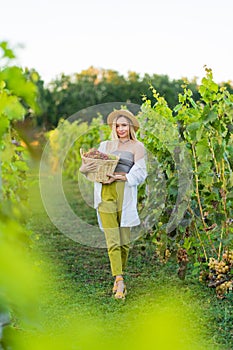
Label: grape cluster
xmin=208 ymin=258 xmax=230 ymax=274
xmin=177 ymin=248 xmax=189 ymax=280
xmin=177 ymin=247 xmax=189 ymax=263
xmin=201 ymin=250 xmax=233 ymax=298
xmin=154 ymin=241 xmax=171 ymax=263
xmin=216 ymin=281 xmax=232 ymax=298
xmin=222 ymin=251 xmax=233 ymax=264
xmin=83 ymin=148 xmax=116 ymax=160
xmin=164 ymin=248 xmax=171 ymax=260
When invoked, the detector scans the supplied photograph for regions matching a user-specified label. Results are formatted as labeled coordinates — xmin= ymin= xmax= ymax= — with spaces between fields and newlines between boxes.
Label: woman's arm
xmin=79 ymin=161 xmax=97 ymax=174
xmin=102 ymin=173 xmax=127 ymax=184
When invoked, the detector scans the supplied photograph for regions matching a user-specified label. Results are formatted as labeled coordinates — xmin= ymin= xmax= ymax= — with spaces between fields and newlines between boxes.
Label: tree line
xmin=26 ymin=66 xmax=231 ymax=130
xmin=34 ymin=66 xmax=202 ymax=128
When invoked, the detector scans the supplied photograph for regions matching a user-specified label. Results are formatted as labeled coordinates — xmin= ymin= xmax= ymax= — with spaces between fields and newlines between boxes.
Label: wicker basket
xmin=80 ymin=149 xmax=119 ymax=183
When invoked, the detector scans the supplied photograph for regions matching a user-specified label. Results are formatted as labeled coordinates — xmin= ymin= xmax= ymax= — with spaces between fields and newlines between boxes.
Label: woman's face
xmin=115 ymin=116 xmax=130 ymax=139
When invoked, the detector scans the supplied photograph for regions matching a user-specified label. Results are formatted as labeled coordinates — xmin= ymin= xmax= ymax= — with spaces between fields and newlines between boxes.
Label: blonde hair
xmin=110 ymin=115 xmax=137 ymax=140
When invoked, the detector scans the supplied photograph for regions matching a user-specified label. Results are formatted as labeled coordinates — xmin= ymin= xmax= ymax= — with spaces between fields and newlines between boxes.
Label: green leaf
xmin=210 ymin=81 xmax=219 ymax=93
xmin=173 ymin=103 xmax=182 ymax=113
xmin=0 ymin=41 xmax=16 ymax=59
xmin=0 ymin=66 xmax=38 ymax=112
xmin=0 ymin=115 xmax=9 ymax=139
xmin=0 ymin=91 xmax=26 ymax=120
xmin=198 ymin=161 xmax=212 ymax=175
xmin=15 ymin=160 xmax=28 ymax=172
xmin=186 ymin=122 xmax=202 ymax=141
xmin=215 ymin=212 xmax=226 ymax=225
xmin=213 ymin=142 xmax=224 ymax=162
xmin=189 ymin=98 xmax=197 ymax=108
xmin=199 ymin=85 xmax=206 ymax=97
xmin=202 ymin=110 xmax=218 ymax=124
xmin=0 ymin=80 xmax=6 ymax=90
xmin=201 ymin=174 xmax=214 ymax=187
xmin=196 ymin=140 xmax=212 ymax=162
xmin=228 ymin=172 xmax=233 ymax=187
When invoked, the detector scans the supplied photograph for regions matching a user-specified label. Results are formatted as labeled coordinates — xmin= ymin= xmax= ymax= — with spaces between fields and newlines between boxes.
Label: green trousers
xmin=98 ymin=181 xmax=131 ymax=276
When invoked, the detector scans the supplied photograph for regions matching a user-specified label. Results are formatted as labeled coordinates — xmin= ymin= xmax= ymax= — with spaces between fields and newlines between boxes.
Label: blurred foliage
xmin=45 ymin=115 xmax=110 ymax=179
xmin=0 ymin=41 xmax=41 ymax=348
xmin=0 ymin=43 xmax=40 ymax=207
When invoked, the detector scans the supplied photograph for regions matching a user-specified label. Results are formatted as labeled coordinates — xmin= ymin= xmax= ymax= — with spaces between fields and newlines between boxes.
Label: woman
xmin=80 ymin=109 xmax=147 ymax=300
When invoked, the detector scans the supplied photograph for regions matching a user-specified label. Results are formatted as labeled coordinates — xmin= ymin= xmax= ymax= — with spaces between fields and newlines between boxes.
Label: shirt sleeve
xmin=126 ymin=157 xmax=147 ymax=186
xmin=125 ymin=142 xmax=147 ymax=186
xmin=98 ymin=141 xmax=107 ymax=153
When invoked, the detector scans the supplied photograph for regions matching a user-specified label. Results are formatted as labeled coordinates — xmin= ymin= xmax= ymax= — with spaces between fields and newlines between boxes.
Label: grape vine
xmin=138 ymin=68 xmax=233 ymax=297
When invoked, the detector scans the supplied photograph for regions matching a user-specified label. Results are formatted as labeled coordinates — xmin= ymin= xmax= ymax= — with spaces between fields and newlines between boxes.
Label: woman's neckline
xmin=118 ymin=139 xmax=131 ymax=144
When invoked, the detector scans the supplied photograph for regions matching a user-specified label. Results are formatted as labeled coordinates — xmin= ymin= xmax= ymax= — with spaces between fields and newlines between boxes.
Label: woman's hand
xmin=102 ymin=173 xmax=127 ymax=184
xmin=79 ymin=161 xmax=97 ymax=174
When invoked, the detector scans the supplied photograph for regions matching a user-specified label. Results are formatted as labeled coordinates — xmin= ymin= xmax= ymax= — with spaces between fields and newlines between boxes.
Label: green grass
xmin=22 ymin=175 xmax=233 ymax=350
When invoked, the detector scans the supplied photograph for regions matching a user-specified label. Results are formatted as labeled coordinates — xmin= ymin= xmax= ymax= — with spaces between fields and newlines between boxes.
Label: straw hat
xmin=107 ymin=109 xmax=140 ymax=131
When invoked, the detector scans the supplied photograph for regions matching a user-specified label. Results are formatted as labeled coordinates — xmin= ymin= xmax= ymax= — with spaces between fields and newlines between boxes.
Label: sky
xmin=1 ymin=0 xmax=233 ymax=85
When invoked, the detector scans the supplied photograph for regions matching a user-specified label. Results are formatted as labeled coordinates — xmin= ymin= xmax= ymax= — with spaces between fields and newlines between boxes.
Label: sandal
xmin=113 ymin=277 xmax=127 ymax=300
xmin=112 ymin=280 xmax=118 ymax=294
xmin=112 ymin=276 xmax=124 ymax=294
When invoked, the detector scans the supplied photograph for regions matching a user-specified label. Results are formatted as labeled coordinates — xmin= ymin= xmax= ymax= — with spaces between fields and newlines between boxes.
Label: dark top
xmin=112 ymin=150 xmax=134 ymax=173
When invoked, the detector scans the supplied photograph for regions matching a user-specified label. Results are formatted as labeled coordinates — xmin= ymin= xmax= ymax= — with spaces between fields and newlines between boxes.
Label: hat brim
xmin=107 ymin=110 xmax=140 ymax=131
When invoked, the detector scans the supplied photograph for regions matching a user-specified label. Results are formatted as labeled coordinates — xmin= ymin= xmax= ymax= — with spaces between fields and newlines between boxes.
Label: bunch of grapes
xmin=208 ymin=258 xmax=230 ymax=274
xmin=199 ymin=270 xmax=209 ymax=283
xmin=201 ymin=250 xmax=233 ymax=298
xmin=177 ymin=247 xmax=189 ymax=263
xmin=164 ymin=248 xmax=171 ymax=261
xmin=222 ymin=250 xmax=233 ymax=264
xmin=177 ymin=248 xmax=189 ymax=280
xmin=83 ymin=148 xmax=116 ymax=160
xmin=216 ymin=281 xmax=233 ymax=298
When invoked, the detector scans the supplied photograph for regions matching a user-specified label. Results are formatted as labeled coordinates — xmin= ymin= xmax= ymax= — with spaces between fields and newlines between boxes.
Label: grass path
xmin=25 ymin=176 xmax=232 ymax=350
